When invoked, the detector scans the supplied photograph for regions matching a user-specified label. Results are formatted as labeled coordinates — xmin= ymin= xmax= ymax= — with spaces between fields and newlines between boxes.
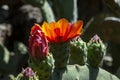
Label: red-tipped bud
xmin=29 ymin=24 xmax=48 ymax=60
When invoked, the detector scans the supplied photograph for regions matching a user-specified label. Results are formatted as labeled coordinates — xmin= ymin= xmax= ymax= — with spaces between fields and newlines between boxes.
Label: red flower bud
xmin=29 ymin=24 xmax=48 ymax=60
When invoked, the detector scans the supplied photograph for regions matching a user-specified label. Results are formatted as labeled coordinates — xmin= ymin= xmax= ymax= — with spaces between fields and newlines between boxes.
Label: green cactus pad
xmin=52 ymin=65 xmax=119 ymax=80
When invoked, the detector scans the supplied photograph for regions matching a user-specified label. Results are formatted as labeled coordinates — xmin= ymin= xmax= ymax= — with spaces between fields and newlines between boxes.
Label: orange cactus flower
xmin=29 ymin=24 xmax=48 ymax=60
xmin=41 ymin=18 xmax=83 ymax=43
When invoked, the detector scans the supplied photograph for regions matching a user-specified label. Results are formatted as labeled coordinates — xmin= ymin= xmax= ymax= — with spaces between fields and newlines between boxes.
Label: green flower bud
xmin=29 ymin=53 xmax=54 ymax=80
xmin=70 ymin=38 xmax=87 ymax=65
xmin=87 ymin=34 xmax=106 ymax=67
xmin=15 ymin=67 xmax=39 ymax=80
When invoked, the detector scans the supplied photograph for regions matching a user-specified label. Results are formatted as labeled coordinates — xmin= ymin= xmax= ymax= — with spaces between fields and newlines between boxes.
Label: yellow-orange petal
xmin=42 ymin=22 xmax=51 ymax=37
xmin=49 ymin=22 xmax=58 ymax=42
xmin=42 ymin=22 xmax=57 ymax=42
xmin=57 ymin=18 xmax=69 ymax=37
xmin=67 ymin=20 xmax=83 ymax=39
xmin=41 ymin=19 xmax=83 ymax=43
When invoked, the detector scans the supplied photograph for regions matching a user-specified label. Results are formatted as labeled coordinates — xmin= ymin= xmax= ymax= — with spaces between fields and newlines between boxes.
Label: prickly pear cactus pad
xmin=52 ymin=64 xmax=120 ymax=80
xmin=52 ymin=65 xmax=81 ymax=80
xmin=24 ymin=0 xmax=55 ymax=22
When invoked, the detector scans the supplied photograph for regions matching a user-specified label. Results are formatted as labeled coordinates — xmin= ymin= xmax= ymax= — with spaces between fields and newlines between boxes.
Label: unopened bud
xmin=70 ymin=38 xmax=87 ymax=65
xmin=87 ymin=34 xmax=106 ymax=67
xmin=22 ymin=67 xmax=35 ymax=77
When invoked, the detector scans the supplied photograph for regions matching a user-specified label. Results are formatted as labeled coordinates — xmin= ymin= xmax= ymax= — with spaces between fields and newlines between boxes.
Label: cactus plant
xmin=41 ymin=18 xmax=83 ymax=68
xmin=14 ymin=18 xmax=120 ymax=80
xmin=41 ymin=18 xmax=83 ymax=80
xmin=52 ymin=0 xmax=78 ymax=22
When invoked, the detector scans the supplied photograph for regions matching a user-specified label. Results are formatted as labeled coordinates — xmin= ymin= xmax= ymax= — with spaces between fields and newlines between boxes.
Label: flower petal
xmin=30 ymin=23 xmax=41 ymax=35
xmin=67 ymin=20 xmax=83 ymax=40
xmin=57 ymin=18 xmax=69 ymax=37
xmin=49 ymin=22 xmax=58 ymax=42
xmin=42 ymin=22 xmax=57 ymax=42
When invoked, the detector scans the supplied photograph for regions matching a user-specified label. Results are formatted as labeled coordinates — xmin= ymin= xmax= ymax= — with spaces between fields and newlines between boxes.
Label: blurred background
xmin=0 ymin=0 xmax=120 ymax=79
